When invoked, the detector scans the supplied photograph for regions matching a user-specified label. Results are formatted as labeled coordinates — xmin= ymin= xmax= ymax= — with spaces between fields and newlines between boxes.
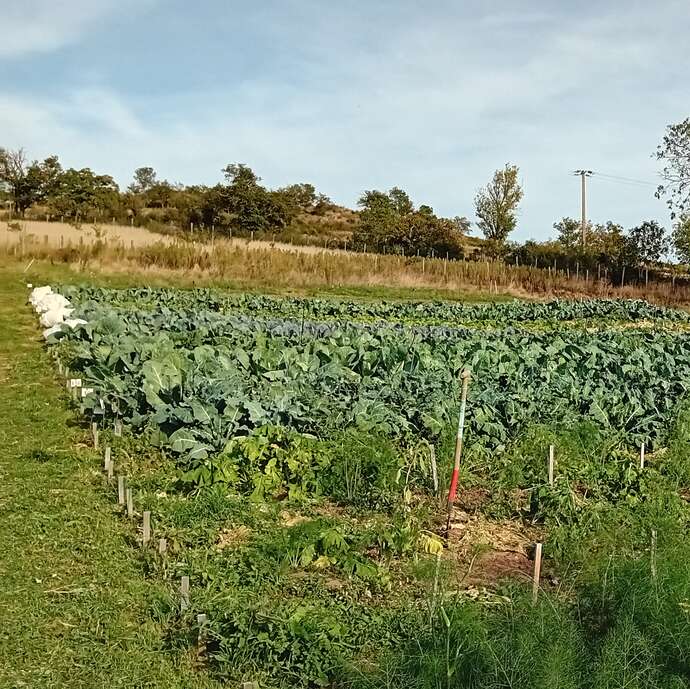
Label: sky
xmin=1 ymin=0 xmax=688 ymax=241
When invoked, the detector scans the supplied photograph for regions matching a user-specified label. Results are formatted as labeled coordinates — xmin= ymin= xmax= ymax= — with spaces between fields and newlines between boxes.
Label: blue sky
xmin=2 ymin=0 xmax=688 ymax=240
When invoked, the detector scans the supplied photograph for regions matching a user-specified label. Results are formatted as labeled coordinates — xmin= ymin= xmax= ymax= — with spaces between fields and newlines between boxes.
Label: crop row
xmin=52 ymin=288 xmax=690 ymax=485
xmin=61 ymin=286 xmax=690 ymax=326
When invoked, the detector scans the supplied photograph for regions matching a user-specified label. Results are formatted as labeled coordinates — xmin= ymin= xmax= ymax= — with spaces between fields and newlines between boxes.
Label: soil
xmin=446 ymin=509 xmax=543 ymax=589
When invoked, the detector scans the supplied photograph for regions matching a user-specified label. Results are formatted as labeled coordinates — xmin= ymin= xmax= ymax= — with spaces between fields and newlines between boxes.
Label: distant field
xmin=0 ymin=219 xmax=350 ymax=255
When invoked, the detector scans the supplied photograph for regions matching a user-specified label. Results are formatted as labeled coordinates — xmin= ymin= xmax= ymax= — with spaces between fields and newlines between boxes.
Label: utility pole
xmin=573 ymin=170 xmax=593 ymax=246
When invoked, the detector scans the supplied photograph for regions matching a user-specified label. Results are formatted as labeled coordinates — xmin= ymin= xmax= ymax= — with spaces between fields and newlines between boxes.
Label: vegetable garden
xmin=33 ymin=286 xmax=690 ymax=687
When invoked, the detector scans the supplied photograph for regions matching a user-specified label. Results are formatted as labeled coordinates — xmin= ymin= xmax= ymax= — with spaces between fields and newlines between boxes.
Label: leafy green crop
xmin=51 ymin=287 xmax=690 ymax=484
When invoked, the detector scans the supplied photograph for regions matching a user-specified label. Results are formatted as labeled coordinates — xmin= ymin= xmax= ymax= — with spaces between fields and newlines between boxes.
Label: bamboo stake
xmin=532 ymin=542 xmax=543 ymax=603
xmin=446 ymin=369 xmax=471 ymax=532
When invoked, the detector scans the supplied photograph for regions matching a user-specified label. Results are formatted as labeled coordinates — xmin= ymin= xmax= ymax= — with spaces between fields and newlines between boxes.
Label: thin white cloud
xmin=0 ymin=0 xmax=152 ymax=59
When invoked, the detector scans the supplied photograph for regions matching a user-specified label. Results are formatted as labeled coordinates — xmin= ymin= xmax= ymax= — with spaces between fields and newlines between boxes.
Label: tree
xmin=204 ymin=163 xmax=290 ymax=234
xmin=49 ymin=168 xmax=120 ymax=219
xmin=354 ymin=187 xmax=465 ymax=256
xmin=627 ymin=220 xmax=669 ymax=265
xmin=129 ymin=166 xmax=157 ymax=194
xmin=554 ymin=217 xmax=587 ymax=250
xmin=474 ymin=164 xmax=523 ymax=243
xmin=0 ymin=148 xmax=64 ymax=213
xmin=672 ymin=215 xmax=690 ymax=264
xmin=0 ymin=147 xmax=28 ymax=211
xmin=656 ymin=118 xmax=690 ymax=218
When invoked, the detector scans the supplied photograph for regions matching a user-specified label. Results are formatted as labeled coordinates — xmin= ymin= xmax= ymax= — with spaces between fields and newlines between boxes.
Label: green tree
xmin=129 ymin=166 xmax=157 ymax=194
xmin=627 ymin=220 xmax=668 ymax=265
xmin=49 ymin=168 xmax=120 ymax=219
xmin=671 ymin=215 xmax=690 ymax=264
xmin=204 ymin=164 xmax=290 ymax=234
xmin=0 ymin=149 xmax=63 ymax=213
xmin=656 ymin=117 xmax=690 ymax=218
xmin=475 ymin=164 xmax=523 ymax=243
xmin=554 ymin=217 xmax=587 ymax=250
xmin=354 ymin=187 xmax=465 ymax=256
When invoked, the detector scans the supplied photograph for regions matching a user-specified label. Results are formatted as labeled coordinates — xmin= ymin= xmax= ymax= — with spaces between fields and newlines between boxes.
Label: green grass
xmin=0 ymin=261 xmax=219 ymax=688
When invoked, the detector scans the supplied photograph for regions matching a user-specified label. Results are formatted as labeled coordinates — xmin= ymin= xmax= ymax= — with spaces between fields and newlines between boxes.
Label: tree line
xmin=1 ymin=114 xmax=689 ymax=272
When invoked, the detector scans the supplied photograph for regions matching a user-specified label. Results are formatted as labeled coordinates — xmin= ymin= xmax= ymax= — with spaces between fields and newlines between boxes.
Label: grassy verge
xmin=0 ymin=262 xmax=219 ymax=688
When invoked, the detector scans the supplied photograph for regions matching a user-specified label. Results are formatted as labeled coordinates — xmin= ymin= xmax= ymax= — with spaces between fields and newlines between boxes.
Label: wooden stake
xmin=640 ymin=443 xmax=645 ymax=469
xmin=158 ymin=537 xmax=167 ymax=554
xmin=181 ymin=576 xmax=190 ymax=611
xmin=430 ymin=444 xmax=438 ymax=495
xmin=92 ymin=422 xmax=98 ymax=449
xmin=532 ymin=542 xmax=543 ymax=603
xmin=446 ymin=370 xmax=472 ymax=532
xmin=548 ymin=445 xmax=555 ymax=487
xmin=117 ymin=476 xmax=126 ymax=504
xmin=107 ymin=459 xmax=114 ymax=481
xmin=143 ymin=511 xmax=151 ymax=545
xmin=651 ymin=529 xmax=657 ymax=580
xmin=126 ymin=488 xmax=134 ymax=517
xmin=114 ymin=419 xmax=122 ymax=437
xmin=104 ymin=446 xmax=111 ymax=471
xmin=197 ymin=613 xmax=208 ymax=652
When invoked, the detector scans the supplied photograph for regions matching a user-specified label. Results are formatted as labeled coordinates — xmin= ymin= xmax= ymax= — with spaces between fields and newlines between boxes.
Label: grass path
xmin=0 ymin=264 xmax=217 ymax=688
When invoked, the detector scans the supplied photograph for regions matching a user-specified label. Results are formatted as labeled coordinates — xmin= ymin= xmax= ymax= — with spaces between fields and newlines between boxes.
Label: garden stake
xmin=158 ymin=537 xmax=167 ymax=554
xmin=92 ymin=422 xmax=99 ymax=449
xmin=104 ymin=446 xmax=111 ymax=472
xmin=548 ymin=445 xmax=555 ymax=486
xmin=126 ymin=488 xmax=133 ymax=517
xmin=107 ymin=459 xmax=114 ymax=481
xmin=532 ymin=542 xmax=543 ymax=603
xmin=114 ymin=419 xmax=122 ymax=437
xmin=640 ymin=443 xmax=645 ymax=469
xmin=651 ymin=529 xmax=657 ymax=580
xmin=181 ymin=576 xmax=190 ymax=611
xmin=197 ymin=613 xmax=208 ymax=654
xmin=142 ymin=511 xmax=151 ymax=545
xmin=117 ymin=476 xmax=126 ymax=505
xmin=446 ymin=369 xmax=471 ymax=533
xmin=430 ymin=444 xmax=438 ymax=495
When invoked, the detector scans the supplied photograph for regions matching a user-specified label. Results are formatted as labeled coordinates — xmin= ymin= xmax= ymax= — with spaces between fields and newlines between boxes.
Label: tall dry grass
xmin=5 ymin=230 xmax=690 ymax=305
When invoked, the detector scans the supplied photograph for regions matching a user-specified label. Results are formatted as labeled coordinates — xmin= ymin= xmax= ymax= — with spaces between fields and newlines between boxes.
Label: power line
xmin=592 ymin=171 xmax=658 ymax=187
